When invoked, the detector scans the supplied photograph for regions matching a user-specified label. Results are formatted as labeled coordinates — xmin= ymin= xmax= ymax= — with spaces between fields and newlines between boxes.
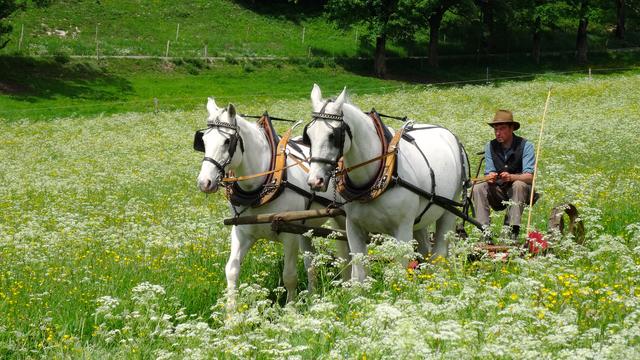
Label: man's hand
xmin=486 ymin=172 xmax=498 ymax=184
xmin=499 ymin=172 xmax=512 ymax=182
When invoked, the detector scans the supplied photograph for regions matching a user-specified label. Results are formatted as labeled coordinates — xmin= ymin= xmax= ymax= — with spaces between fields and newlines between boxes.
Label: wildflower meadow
xmin=1 ymin=72 xmax=640 ymax=358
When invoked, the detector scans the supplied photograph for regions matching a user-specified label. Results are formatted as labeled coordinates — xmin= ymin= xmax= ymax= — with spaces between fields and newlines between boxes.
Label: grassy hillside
xmin=1 ymin=0 xmax=371 ymax=58
xmin=0 ymin=56 xmax=406 ymax=121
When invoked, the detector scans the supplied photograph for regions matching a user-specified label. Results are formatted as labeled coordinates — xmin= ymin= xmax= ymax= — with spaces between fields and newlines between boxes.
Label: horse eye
xmin=224 ymin=138 xmax=230 ymax=145
xmin=327 ymin=134 xmax=334 ymax=142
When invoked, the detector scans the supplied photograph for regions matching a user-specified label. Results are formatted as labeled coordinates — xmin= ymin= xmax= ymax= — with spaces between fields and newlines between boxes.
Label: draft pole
xmin=526 ymin=87 xmax=552 ymax=235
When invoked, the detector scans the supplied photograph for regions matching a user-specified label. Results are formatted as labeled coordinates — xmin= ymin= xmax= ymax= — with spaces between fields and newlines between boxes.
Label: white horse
xmin=304 ymin=84 xmax=469 ymax=281
xmin=196 ymin=98 xmax=347 ymax=304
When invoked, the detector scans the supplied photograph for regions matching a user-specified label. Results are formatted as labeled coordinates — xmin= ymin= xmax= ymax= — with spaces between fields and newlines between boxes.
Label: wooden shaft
xmin=526 ymin=87 xmax=552 ymax=234
xmin=223 ymin=208 xmax=345 ymax=226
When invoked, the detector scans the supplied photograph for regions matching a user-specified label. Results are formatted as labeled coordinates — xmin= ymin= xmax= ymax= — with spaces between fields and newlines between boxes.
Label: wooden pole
xmin=18 ymin=24 xmax=24 ymax=51
xmin=526 ymin=87 xmax=552 ymax=235
xmin=176 ymin=23 xmax=180 ymax=41
xmin=95 ymin=25 xmax=99 ymax=59
xmin=223 ymin=208 xmax=345 ymax=226
xmin=165 ymin=40 xmax=170 ymax=58
xmin=302 ymin=26 xmax=305 ymax=43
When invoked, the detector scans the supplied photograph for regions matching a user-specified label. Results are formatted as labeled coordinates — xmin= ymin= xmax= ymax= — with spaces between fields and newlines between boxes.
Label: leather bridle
xmin=302 ymin=100 xmax=352 ymax=167
xmin=194 ymin=112 xmax=245 ymax=182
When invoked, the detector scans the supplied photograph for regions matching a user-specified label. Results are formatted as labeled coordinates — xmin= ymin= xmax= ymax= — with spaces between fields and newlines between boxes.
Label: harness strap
xmin=284 ymin=182 xmax=335 ymax=208
xmin=336 ymin=111 xmax=397 ymax=202
xmin=395 ymin=177 xmax=483 ymax=230
xmin=222 ymin=155 xmax=308 ymax=183
xmin=404 ymin=125 xmax=473 ymax=224
xmin=398 ymin=132 xmax=436 ymax=224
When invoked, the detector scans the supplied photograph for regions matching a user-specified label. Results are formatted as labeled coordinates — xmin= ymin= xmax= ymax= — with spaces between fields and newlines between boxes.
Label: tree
xmin=615 ymin=0 xmax=625 ymax=39
xmin=326 ymin=0 xmax=410 ymax=78
xmin=0 ymin=0 xmax=24 ymax=49
xmin=400 ymin=0 xmax=468 ymax=68
xmin=508 ymin=0 xmax=562 ymax=64
xmin=1 ymin=0 xmax=51 ymax=49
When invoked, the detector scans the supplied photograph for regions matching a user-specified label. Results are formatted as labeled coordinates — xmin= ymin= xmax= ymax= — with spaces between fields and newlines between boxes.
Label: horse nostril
xmin=205 ymin=179 xmax=212 ymax=189
xmin=315 ymin=178 xmax=324 ymax=188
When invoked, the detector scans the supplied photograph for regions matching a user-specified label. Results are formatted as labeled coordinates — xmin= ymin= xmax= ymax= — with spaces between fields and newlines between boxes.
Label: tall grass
xmin=1 ymin=74 xmax=639 ymax=357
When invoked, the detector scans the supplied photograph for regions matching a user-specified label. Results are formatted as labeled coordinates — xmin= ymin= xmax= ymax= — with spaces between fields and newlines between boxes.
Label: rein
xmin=221 ymin=153 xmax=309 ymax=183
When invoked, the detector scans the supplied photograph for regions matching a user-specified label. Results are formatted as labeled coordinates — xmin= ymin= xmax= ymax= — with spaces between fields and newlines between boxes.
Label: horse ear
xmin=334 ymin=86 xmax=348 ymax=107
xmin=311 ymin=83 xmax=323 ymax=111
xmin=227 ymin=103 xmax=237 ymax=125
xmin=206 ymin=97 xmax=218 ymax=115
xmin=341 ymin=103 xmax=359 ymax=127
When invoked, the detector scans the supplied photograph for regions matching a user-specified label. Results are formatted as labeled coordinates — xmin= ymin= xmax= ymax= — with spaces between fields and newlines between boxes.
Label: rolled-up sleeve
xmin=522 ymin=140 xmax=535 ymax=173
xmin=484 ymin=142 xmax=496 ymax=175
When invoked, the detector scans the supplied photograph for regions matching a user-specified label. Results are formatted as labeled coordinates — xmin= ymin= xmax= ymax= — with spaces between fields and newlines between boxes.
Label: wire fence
xmin=1 ymin=65 xmax=638 ymax=117
xmin=6 ymin=21 xmax=640 ymax=61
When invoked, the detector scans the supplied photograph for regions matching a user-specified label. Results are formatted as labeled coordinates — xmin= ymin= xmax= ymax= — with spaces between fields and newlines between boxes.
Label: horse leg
xmin=347 ymin=219 xmax=369 ymax=282
xmin=433 ymin=212 xmax=456 ymax=260
xmin=225 ymin=226 xmax=255 ymax=311
xmin=336 ymin=240 xmax=352 ymax=282
xmin=299 ymin=236 xmax=317 ymax=294
xmin=413 ymin=227 xmax=431 ymax=258
xmin=394 ymin=222 xmax=415 ymax=268
xmin=328 ymin=217 xmax=351 ymax=282
xmin=281 ymin=233 xmax=300 ymax=303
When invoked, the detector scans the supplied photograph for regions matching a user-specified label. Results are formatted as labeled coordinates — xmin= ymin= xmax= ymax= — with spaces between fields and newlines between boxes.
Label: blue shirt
xmin=484 ymin=139 xmax=535 ymax=175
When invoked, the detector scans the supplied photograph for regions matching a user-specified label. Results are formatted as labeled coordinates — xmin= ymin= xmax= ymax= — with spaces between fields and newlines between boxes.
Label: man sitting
xmin=472 ymin=110 xmax=535 ymax=242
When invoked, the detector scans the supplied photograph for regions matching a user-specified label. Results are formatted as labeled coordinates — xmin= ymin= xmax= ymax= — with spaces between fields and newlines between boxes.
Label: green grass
xmin=1 ymin=73 xmax=639 ymax=357
xmin=2 ymin=51 xmax=640 ymax=122
xmin=1 ymin=0 xmax=370 ymax=58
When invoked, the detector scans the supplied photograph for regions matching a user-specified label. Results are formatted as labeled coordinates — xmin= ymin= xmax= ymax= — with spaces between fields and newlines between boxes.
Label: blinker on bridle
xmin=302 ymin=100 xmax=352 ymax=167
xmin=193 ymin=112 xmax=245 ymax=179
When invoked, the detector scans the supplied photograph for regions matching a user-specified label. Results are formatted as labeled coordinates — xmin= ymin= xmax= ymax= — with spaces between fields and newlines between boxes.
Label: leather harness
xmin=194 ymin=113 xmax=334 ymax=214
xmin=304 ymin=106 xmax=481 ymax=229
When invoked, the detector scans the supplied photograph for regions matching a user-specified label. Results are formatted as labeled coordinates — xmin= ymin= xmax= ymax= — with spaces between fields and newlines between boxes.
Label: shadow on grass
xmin=231 ymin=0 xmax=324 ymax=25
xmin=336 ymin=51 xmax=640 ymax=87
xmin=0 ymin=56 xmax=134 ymax=102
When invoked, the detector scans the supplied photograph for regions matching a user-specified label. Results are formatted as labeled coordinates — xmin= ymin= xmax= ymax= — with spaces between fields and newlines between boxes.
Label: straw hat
xmin=487 ymin=110 xmax=520 ymax=130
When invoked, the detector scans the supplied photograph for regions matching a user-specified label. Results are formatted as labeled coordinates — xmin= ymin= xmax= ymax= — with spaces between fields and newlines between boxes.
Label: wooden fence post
xmin=18 ymin=24 xmax=24 ymax=51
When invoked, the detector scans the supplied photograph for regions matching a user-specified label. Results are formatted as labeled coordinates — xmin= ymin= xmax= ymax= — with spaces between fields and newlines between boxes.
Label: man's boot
xmin=510 ymin=225 xmax=520 ymax=243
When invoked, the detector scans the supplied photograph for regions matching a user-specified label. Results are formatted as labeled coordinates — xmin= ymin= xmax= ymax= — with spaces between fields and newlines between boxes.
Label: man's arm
xmin=499 ymin=141 xmax=535 ymax=184
xmin=484 ymin=142 xmax=496 ymax=175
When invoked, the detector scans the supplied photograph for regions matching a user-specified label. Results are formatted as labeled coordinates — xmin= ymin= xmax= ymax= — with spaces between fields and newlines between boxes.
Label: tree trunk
xmin=615 ymin=0 xmax=625 ymax=39
xmin=428 ymin=9 xmax=445 ymax=68
xmin=479 ymin=0 xmax=495 ymax=54
xmin=576 ymin=17 xmax=588 ymax=64
xmin=575 ymin=0 xmax=589 ymax=64
xmin=532 ymin=15 xmax=541 ymax=64
xmin=374 ymin=34 xmax=387 ymax=78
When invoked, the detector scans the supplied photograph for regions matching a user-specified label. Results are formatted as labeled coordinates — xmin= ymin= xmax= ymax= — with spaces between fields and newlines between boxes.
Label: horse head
xmin=304 ymin=84 xmax=351 ymax=192
xmin=196 ymin=97 xmax=244 ymax=193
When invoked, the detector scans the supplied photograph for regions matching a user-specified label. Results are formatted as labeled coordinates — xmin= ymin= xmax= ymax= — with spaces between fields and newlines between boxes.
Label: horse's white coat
xmin=196 ymin=98 xmax=347 ymax=305
xmin=306 ymin=85 xmax=468 ymax=281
